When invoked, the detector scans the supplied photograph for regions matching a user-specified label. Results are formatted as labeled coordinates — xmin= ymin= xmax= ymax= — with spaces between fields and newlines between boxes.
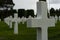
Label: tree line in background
xmin=0 ymin=9 xmax=35 ymax=21
xmin=48 ymin=8 xmax=60 ymax=20
xmin=18 ymin=9 xmax=35 ymax=18
xmin=0 ymin=0 xmax=14 ymax=7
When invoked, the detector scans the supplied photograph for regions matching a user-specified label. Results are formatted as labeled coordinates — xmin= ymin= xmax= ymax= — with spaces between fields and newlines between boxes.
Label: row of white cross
xmin=4 ymin=14 xmax=33 ymax=34
xmin=3 ymin=14 xmax=59 ymax=28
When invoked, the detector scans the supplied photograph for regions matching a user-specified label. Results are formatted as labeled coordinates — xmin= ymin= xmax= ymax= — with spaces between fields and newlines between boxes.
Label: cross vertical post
xmin=27 ymin=1 xmax=55 ymax=40
xmin=14 ymin=14 xmax=18 ymax=34
xmin=9 ymin=16 xmax=13 ymax=28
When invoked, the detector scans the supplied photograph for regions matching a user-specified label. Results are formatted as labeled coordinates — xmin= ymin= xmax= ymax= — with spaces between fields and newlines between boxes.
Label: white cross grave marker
xmin=27 ymin=1 xmax=55 ymax=40
xmin=4 ymin=17 xmax=10 ymax=26
xmin=55 ymin=16 xmax=58 ymax=23
xmin=0 ymin=19 xmax=1 ymax=21
xmin=13 ymin=13 xmax=21 ymax=34
xmin=21 ymin=16 xmax=27 ymax=24
xmin=59 ymin=16 xmax=60 ymax=21
xmin=9 ymin=16 xmax=13 ymax=28
xmin=28 ymin=16 xmax=33 ymax=19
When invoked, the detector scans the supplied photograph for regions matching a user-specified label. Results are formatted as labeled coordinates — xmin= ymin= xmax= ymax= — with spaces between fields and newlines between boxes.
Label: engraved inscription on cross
xmin=27 ymin=1 xmax=55 ymax=40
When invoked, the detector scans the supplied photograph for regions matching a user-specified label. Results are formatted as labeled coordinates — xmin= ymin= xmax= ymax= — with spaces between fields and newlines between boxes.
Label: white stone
xmin=9 ymin=16 xmax=13 ymax=28
xmin=4 ymin=13 xmax=22 ymax=34
xmin=18 ymin=17 xmax=22 ymax=23
xmin=59 ymin=16 xmax=60 ymax=21
xmin=55 ymin=16 xmax=57 ymax=20
xmin=0 ymin=19 xmax=1 ymax=21
xmin=13 ymin=13 xmax=22 ymax=34
xmin=21 ymin=17 xmax=27 ymax=24
xmin=55 ymin=16 xmax=58 ymax=23
xmin=28 ymin=16 xmax=33 ymax=19
xmin=27 ymin=1 xmax=55 ymax=40
xmin=14 ymin=20 xmax=18 ymax=34
xmin=13 ymin=13 xmax=19 ymax=34
xmin=4 ymin=17 xmax=10 ymax=25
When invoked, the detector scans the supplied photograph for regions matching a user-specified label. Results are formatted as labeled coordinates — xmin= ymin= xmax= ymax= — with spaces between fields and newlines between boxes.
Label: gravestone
xmin=59 ymin=16 xmax=60 ymax=21
xmin=27 ymin=1 xmax=55 ymax=40
xmin=0 ymin=19 xmax=1 ymax=21
xmin=4 ymin=13 xmax=22 ymax=34
xmin=28 ymin=16 xmax=33 ymax=19
xmin=9 ymin=16 xmax=13 ymax=28
xmin=21 ymin=17 xmax=27 ymax=24
xmin=4 ymin=16 xmax=13 ymax=28
xmin=18 ymin=17 xmax=22 ymax=23
xmin=55 ymin=16 xmax=58 ymax=23
xmin=28 ymin=16 xmax=33 ymax=21
xmin=4 ymin=17 xmax=10 ymax=26
xmin=13 ymin=13 xmax=21 ymax=34
xmin=13 ymin=13 xmax=18 ymax=34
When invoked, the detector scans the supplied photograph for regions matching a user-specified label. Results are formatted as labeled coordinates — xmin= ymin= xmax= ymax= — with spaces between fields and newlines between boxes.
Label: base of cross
xmin=37 ymin=27 xmax=48 ymax=40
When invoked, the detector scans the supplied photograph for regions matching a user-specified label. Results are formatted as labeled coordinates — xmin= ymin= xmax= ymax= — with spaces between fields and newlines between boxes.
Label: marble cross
xmin=27 ymin=1 xmax=55 ymax=40
xmin=21 ymin=16 xmax=26 ymax=24
xmin=55 ymin=16 xmax=58 ymax=23
xmin=4 ymin=17 xmax=10 ymax=26
xmin=9 ymin=16 xmax=13 ymax=28
xmin=0 ymin=19 xmax=1 ymax=21
xmin=13 ymin=13 xmax=21 ymax=34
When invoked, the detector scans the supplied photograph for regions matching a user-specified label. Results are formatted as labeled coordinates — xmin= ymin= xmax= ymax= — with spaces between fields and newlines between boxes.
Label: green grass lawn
xmin=0 ymin=21 xmax=60 ymax=40
xmin=48 ymin=21 xmax=60 ymax=40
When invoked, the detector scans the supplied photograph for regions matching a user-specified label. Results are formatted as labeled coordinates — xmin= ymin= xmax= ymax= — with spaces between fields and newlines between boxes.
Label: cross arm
xmin=47 ymin=18 xmax=55 ymax=27
xmin=27 ymin=18 xmax=45 ymax=28
xmin=27 ymin=18 xmax=55 ymax=28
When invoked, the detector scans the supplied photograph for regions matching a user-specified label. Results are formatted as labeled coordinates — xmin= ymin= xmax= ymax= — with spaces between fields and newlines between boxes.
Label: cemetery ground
xmin=0 ymin=21 xmax=60 ymax=40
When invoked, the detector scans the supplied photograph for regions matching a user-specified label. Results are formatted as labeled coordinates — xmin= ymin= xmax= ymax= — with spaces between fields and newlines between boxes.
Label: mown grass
xmin=0 ymin=21 xmax=36 ymax=40
xmin=48 ymin=21 xmax=60 ymax=40
xmin=0 ymin=21 xmax=60 ymax=40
